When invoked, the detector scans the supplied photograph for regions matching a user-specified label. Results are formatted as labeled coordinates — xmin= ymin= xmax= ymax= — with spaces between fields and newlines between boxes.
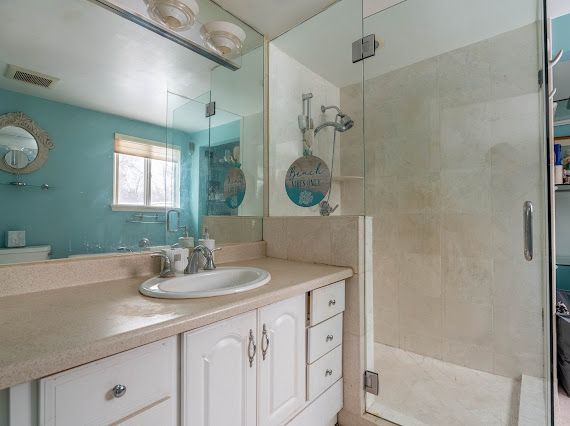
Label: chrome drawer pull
xmin=248 ymin=329 xmax=257 ymax=367
xmin=112 ymin=384 xmax=127 ymax=398
xmin=326 ymin=334 xmax=334 ymax=342
xmin=328 ymin=299 xmax=336 ymax=307
xmin=261 ymin=324 xmax=270 ymax=360
xmin=325 ymin=369 xmax=333 ymax=377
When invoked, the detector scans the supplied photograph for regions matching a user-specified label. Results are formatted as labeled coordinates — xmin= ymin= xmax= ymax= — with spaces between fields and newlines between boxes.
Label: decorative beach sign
xmin=223 ymin=167 xmax=246 ymax=209
xmin=285 ymin=154 xmax=331 ymax=207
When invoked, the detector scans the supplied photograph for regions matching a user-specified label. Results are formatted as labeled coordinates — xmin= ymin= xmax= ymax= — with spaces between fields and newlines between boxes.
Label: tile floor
xmin=368 ymin=343 xmax=522 ymax=426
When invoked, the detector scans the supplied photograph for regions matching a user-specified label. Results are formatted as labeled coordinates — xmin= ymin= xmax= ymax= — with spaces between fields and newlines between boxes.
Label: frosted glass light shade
xmin=147 ymin=0 xmax=199 ymax=32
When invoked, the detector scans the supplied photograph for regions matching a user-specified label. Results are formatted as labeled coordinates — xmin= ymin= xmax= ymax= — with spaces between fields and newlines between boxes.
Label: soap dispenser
xmin=198 ymin=227 xmax=215 ymax=250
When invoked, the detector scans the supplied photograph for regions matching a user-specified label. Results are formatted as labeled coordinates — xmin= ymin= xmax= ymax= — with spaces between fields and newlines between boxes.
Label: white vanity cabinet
xmin=38 ymin=337 xmax=177 ymax=426
xmin=181 ymin=310 xmax=258 ymax=426
xmin=257 ymin=295 xmax=306 ymax=426
xmin=182 ymin=294 xmax=306 ymax=426
xmin=19 ymin=281 xmax=347 ymax=426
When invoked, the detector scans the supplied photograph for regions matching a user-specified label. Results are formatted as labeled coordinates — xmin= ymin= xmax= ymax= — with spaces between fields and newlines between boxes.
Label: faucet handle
xmin=203 ymin=247 xmax=221 ymax=270
xmin=151 ymin=251 xmax=175 ymax=278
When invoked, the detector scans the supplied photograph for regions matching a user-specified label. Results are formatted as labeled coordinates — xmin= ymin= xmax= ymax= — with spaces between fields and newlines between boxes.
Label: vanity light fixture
xmin=200 ymin=21 xmax=246 ymax=58
xmin=146 ymin=0 xmax=199 ymax=32
xmin=89 ymin=0 xmax=240 ymax=70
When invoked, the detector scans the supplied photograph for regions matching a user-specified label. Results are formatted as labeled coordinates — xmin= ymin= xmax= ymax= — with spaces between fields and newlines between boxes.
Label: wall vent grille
xmin=4 ymin=65 xmax=59 ymax=89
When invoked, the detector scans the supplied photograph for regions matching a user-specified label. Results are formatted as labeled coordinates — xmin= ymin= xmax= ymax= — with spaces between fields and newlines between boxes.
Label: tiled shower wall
xmin=269 ymin=45 xmax=343 ymax=216
xmin=341 ymin=23 xmax=546 ymax=378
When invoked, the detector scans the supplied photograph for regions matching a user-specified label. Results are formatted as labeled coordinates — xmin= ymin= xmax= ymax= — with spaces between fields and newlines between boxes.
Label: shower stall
xmin=270 ymin=0 xmax=554 ymax=424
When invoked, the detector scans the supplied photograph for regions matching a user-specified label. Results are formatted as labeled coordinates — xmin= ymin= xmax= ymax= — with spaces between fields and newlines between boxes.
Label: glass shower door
xmin=362 ymin=1 xmax=552 ymax=424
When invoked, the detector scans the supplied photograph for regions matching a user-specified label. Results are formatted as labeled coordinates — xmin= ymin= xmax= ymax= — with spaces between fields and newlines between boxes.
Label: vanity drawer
xmin=307 ymin=313 xmax=343 ymax=364
xmin=307 ymin=345 xmax=342 ymax=401
xmin=309 ymin=281 xmax=345 ymax=326
xmin=39 ymin=336 xmax=177 ymax=426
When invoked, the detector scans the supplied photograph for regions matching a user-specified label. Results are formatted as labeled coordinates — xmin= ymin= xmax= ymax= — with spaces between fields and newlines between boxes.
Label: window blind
xmin=114 ymin=133 xmax=180 ymax=162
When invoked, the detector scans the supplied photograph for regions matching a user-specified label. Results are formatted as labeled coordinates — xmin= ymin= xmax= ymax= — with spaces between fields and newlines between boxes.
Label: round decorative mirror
xmin=0 ymin=112 xmax=53 ymax=174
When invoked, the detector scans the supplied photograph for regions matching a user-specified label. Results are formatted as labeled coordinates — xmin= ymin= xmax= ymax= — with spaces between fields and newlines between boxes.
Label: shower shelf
xmin=332 ymin=176 xmax=364 ymax=182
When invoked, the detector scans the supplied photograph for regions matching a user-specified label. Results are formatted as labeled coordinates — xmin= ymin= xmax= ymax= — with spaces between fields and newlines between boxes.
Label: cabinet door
xmin=258 ymin=295 xmax=306 ymax=426
xmin=182 ymin=311 xmax=257 ymax=426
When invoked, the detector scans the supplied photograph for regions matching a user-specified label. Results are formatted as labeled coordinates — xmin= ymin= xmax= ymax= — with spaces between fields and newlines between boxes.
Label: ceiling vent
xmin=4 ymin=65 xmax=59 ymax=89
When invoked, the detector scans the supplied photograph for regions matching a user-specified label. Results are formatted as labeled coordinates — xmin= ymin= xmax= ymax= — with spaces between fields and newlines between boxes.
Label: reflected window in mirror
xmin=113 ymin=133 xmax=180 ymax=211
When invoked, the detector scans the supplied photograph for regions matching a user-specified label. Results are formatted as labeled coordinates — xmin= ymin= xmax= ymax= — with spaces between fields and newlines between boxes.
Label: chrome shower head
xmin=315 ymin=104 xmax=353 ymax=135
xmin=314 ymin=114 xmax=354 ymax=135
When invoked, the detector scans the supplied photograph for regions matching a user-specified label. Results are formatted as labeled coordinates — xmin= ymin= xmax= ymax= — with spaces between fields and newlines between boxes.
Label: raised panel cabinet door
xmin=258 ymin=295 xmax=307 ymax=426
xmin=182 ymin=311 xmax=257 ymax=426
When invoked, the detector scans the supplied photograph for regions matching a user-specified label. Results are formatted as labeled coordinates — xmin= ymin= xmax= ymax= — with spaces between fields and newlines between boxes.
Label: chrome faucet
xmin=184 ymin=245 xmax=220 ymax=274
xmin=151 ymin=251 xmax=175 ymax=278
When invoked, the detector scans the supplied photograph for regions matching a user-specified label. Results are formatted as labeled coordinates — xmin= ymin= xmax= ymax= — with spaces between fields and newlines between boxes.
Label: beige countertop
xmin=0 ymin=257 xmax=352 ymax=390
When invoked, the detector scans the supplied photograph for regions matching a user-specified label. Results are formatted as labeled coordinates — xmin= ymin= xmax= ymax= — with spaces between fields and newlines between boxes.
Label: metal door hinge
xmin=364 ymin=370 xmax=379 ymax=395
xmin=205 ymin=101 xmax=216 ymax=118
xmin=538 ymin=69 xmax=544 ymax=88
xmin=352 ymin=34 xmax=379 ymax=63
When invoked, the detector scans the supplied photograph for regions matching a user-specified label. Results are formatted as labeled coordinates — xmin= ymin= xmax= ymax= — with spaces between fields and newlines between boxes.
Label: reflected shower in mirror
xmin=0 ymin=0 xmax=264 ymax=264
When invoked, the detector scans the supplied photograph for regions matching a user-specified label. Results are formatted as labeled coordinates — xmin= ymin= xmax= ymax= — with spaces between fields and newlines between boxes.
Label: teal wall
xmin=0 ymin=88 xmax=192 ymax=258
xmin=553 ymin=13 xmax=570 ymax=63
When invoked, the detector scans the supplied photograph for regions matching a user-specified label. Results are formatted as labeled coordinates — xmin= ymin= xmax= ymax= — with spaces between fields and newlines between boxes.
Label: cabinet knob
xmin=328 ymin=299 xmax=336 ymax=307
xmin=326 ymin=334 xmax=334 ymax=342
xmin=325 ymin=369 xmax=333 ymax=377
xmin=112 ymin=384 xmax=127 ymax=398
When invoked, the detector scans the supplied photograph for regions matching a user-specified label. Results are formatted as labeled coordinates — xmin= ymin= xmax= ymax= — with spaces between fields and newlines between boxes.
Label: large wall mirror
xmin=0 ymin=0 xmax=264 ymax=263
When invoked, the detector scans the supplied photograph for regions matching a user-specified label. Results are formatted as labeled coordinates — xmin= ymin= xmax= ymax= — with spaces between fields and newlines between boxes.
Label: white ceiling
xmin=212 ymin=0 xmax=338 ymax=39
xmin=0 ymin=0 xmax=262 ymax=133
xmin=551 ymin=0 xmax=570 ymax=18
xmin=273 ymin=0 xmax=539 ymax=88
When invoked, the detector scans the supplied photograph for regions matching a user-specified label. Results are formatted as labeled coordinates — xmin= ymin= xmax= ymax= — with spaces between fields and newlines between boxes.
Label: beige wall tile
xmin=396 ymin=175 xmax=441 ymax=213
xmin=399 ymin=285 xmax=442 ymax=339
xmin=331 ymin=217 xmax=362 ymax=272
xmin=374 ymin=307 xmax=399 ymax=347
xmin=443 ymin=255 xmax=493 ymax=304
xmin=344 ymin=274 xmax=364 ymax=336
xmin=285 ymin=217 xmax=332 ymax=264
xmin=262 ymin=217 xmax=287 ymax=259
xmin=442 ymin=213 xmax=492 ymax=258
xmin=440 ymin=102 xmax=491 ymax=171
xmin=444 ymin=301 xmax=492 ymax=346
xmin=399 ymin=331 xmax=443 ymax=360
xmin=398 ymin=254 xmax=442 ymax=298
xmin=397 ymin=213 xmax=441 ymax=256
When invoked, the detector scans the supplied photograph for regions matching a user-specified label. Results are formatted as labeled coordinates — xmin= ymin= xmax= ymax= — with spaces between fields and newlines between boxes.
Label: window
xmin=113 ymin=133 xmax=180 ymax=210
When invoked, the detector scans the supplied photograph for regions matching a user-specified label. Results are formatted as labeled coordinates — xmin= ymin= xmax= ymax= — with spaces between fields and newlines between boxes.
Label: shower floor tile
xmin=368 ymin=343 xmax=521 ymax=426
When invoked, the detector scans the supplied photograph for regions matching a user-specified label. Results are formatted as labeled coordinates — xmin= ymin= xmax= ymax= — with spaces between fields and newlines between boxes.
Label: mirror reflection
xmin=0 ymin=0 xmax=264 ymax=263
xmin=0 ymin=126 xmax=38 ymax=169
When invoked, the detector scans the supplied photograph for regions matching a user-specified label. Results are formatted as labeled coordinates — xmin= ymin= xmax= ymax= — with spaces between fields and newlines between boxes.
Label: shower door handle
xmin=523 ymin=201 xmax=533 ymax=261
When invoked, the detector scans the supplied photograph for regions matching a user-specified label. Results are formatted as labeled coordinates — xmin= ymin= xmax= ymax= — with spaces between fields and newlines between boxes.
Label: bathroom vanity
xmin=0 ymin=257 xmax=351 ymax=426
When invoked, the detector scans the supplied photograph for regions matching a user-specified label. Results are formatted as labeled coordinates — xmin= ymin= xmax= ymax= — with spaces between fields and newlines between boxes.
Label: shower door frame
xmin=360 ymin=1 xmax=557 ymax=424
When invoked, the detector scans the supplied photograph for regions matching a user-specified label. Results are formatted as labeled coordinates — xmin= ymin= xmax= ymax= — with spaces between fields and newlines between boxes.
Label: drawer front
xmin=307 ymin=313 xmax=343 ymax=364
xmin=307 ymin=345 xmax=342 ymax=401
xmin=40 ymin=337 xmax=177 ymax=426
xmin=116 ymin=397 xmax=176 ymax=426
xmin=309 ymin=281 xmax=345 ymax=326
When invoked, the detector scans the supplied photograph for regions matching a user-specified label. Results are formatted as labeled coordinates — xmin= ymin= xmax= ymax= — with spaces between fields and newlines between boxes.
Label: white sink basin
xmin=139 ymin=267 xmax=271 ymax=299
